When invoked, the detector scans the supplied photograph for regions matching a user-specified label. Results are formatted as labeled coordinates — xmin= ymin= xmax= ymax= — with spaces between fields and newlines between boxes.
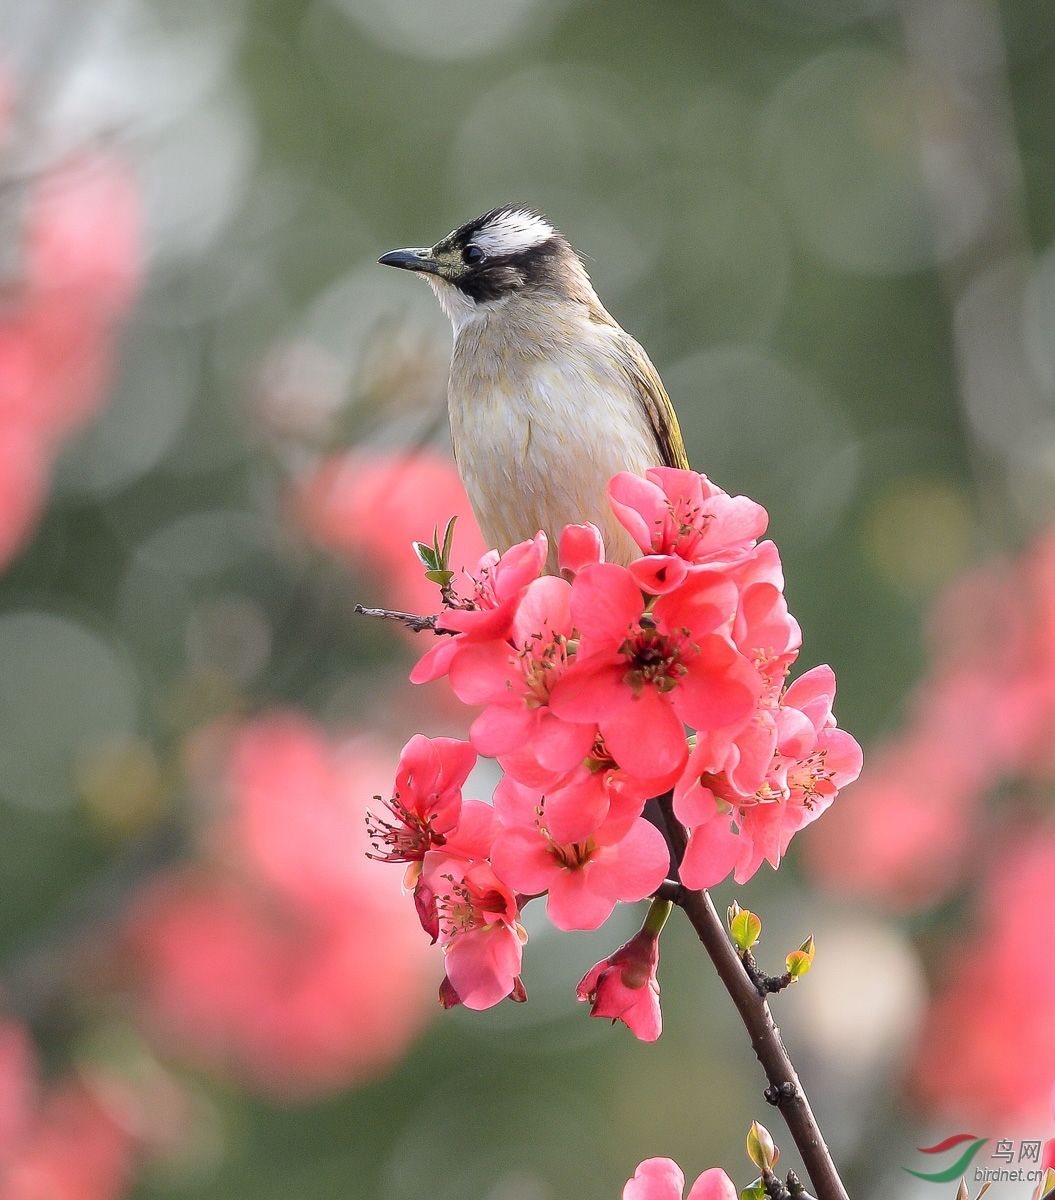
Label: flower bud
xmin=746 ymin=1121 xmax=778 ymax=1172
xmin=576 ymin=910 xmax=666 ymax=1043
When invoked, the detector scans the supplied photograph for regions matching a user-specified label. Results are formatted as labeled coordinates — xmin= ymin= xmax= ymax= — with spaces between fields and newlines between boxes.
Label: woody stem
xmin=656 ymin=794 xmax=850 ymax=1200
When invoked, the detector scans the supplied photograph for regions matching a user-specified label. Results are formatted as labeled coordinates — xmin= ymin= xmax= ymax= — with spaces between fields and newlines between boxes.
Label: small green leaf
xmin=785 ymin=934 xmax=815 ymax=979
xmin=424 ymin=570 xmax=455 ymax=586
xmin=413 ymin=542 xmax=439 ymax=570
xmin=784 ymin=951 xmax=811 ymax=979
xmin=440 ymin=515 xmax=458 ymax=566
xmin=727 ymin=900 xmax=742 ymax=929
xmin=730 ymin=908 xmax=762 ymax=954
xmin=740 ymin=1180 xmax=766 ymax=1200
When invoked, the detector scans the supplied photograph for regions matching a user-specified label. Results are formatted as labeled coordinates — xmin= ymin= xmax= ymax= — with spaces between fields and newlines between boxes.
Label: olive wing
xmin=615 ymin=333 xmax=689 ymax=471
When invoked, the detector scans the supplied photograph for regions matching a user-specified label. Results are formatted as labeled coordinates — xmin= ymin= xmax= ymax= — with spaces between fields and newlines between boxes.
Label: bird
xmin=378 ymin=205 xmax=687 ymax=569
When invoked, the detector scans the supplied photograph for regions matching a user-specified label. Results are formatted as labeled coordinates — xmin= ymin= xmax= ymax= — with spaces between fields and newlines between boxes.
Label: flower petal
xmin=444 ymin=925 xmax=522 ymax=1010
xmin=546 ymin=868 xmax=618 ymax=931
xmin=569 ymin=563 xmax=643 ymax=650
xmin=624 ymin=1158 xmax=686 ymax=1200
xmin=608 ymin=473 xmax=668 ymax=552
xmin=532 ymin=711 xmax=598 ymax=773
xmin=686 ymin=1169 xmax=738 ymax=1200
xmin=679 ymin=815 xmax=741 ymax=889
xmin=558 ymin=523 xmax=605 ymax=575
xmin=601 ymin=686 xmax=689 ymax=782
xmin=449 ymin=641 xmax=518 ymax=705
xmin=629 ymin=555 xmax=689 ymax=595
xmin=674 ymin=635 xmax=760 ymax=732
xmin=549 ymin=657 xmax=629 ymax=723
xmin=490 ymin=827 xmax=562 ymax=895
xmin=596 ymin=818 xmax=670 ymax=901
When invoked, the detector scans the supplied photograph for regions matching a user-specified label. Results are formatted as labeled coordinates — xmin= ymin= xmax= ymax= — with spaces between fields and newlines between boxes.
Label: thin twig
xmin=656 ymin=796 xmax=849 ymax=1200
xmin=742 ymin=950 xmax=795 ymax=997
xmin=353 ymin=605 xmax=457 ymax=635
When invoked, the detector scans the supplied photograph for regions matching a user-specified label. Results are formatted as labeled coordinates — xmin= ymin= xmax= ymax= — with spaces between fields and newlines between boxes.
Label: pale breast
xmin=447 ymin=311 xmax=662 ymax=569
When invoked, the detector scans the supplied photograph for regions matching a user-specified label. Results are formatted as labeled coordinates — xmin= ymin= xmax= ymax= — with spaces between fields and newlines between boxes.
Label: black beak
xmin=377 ymin=247 xmax=444 ymax=276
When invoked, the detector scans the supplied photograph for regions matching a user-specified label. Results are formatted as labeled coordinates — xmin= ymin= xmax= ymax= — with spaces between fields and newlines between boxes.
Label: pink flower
xmin=489 ymin=776 xmax=669 ymax=931
xmin=449 ymin=575 xmax=597 ymax=777
xmin=231 ymin=715 xmax=405 ymax=912
xmin=0 ymin=1020 xmax=35 ymax=1163
xmin=411 ymin=533 xmax=549 ymax=685
xmin=366 ymin=734 xmax=494 ymax=884
xmin=297 ymin=449 xmax=488 ymax=620
xmin=549 ymin=563 xmax=762 ymax=782
xmin=608 ymin=467 xmax=769 ymax=594
xmin=495 ymin=740 xmax=656 ymax=842
xmin=577 ymin=922 xmax=665 ymax=1042
xmin=623 ymin=1158 xmax=738 ymax=1200
xmin=675 ymin=668 xmax=862 ymax=888
xmin=420 ymin=854 xmax=526 ymax=1010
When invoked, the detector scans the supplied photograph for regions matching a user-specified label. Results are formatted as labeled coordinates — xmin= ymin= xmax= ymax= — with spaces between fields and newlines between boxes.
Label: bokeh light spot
xmin=862 ymin=475 xmax=974 ymax=596
xmin=0 ymin=612 xmax=138 ymax=811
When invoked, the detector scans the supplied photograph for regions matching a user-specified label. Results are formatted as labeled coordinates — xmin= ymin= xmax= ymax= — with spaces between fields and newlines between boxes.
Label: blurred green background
xmin=3 ymin=0 xmax=1055 ymax=1196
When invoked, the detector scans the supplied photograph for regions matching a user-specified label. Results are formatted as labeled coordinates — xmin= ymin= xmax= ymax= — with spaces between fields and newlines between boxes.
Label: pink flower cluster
xmin=126 ymin=714 xmax=437 ymax=1098
xmin=371 ymin=468 xmax=861 ymax=1024
xmin=0 ymin=120 xmax=139 ymax=566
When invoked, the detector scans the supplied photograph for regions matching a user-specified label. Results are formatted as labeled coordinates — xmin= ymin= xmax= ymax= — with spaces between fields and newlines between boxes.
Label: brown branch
xmin=353 ymin=604 xmax=457 ymax=635
xmin=656 ymin=796 xmax=850 ymax=1200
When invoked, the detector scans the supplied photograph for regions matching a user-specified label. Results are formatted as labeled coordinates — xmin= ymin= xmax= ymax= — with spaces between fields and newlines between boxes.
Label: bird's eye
xmin=462 ymin=244 xmax=485 ymax=265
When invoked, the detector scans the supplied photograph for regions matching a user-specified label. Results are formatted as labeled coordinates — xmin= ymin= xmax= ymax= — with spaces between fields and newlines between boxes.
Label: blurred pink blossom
xmin=912 ymin=829 xmax=1055 ymax=1125
xmin=805 ymin=528 xmax=1055 ymax=911
xmin=0 ymin=131 xmax=139 ymax=567
xmin=297 ymin=449 xmax=488 ymax=617
xmin=0 ymin=1016 xmax=134 ymax=1200
xmin=127 ymin=714 xmax=437 ymax=1098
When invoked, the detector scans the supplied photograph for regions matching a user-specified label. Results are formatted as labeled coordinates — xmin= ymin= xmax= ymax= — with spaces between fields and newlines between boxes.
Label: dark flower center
xmin=619 ymin=625 xmax=687 ymax=695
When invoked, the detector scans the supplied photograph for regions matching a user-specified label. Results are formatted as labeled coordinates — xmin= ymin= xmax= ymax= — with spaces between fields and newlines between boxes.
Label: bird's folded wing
xmin=614 ymin=334 xmax=690 ymax=471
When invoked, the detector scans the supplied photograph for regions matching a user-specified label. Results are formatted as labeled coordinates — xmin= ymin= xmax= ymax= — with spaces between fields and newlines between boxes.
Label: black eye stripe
xmin=449 ymin=235 xmax=569 ymax=302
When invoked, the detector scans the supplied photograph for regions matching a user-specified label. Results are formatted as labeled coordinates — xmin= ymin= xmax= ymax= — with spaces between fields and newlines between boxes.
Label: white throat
xmin=425 ymin=275 xmax=506 ymax=336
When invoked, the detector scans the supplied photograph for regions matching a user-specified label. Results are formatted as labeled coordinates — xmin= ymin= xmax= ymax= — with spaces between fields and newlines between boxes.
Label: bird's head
xmin=378 ymin=205 xmax=594 ymax=330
